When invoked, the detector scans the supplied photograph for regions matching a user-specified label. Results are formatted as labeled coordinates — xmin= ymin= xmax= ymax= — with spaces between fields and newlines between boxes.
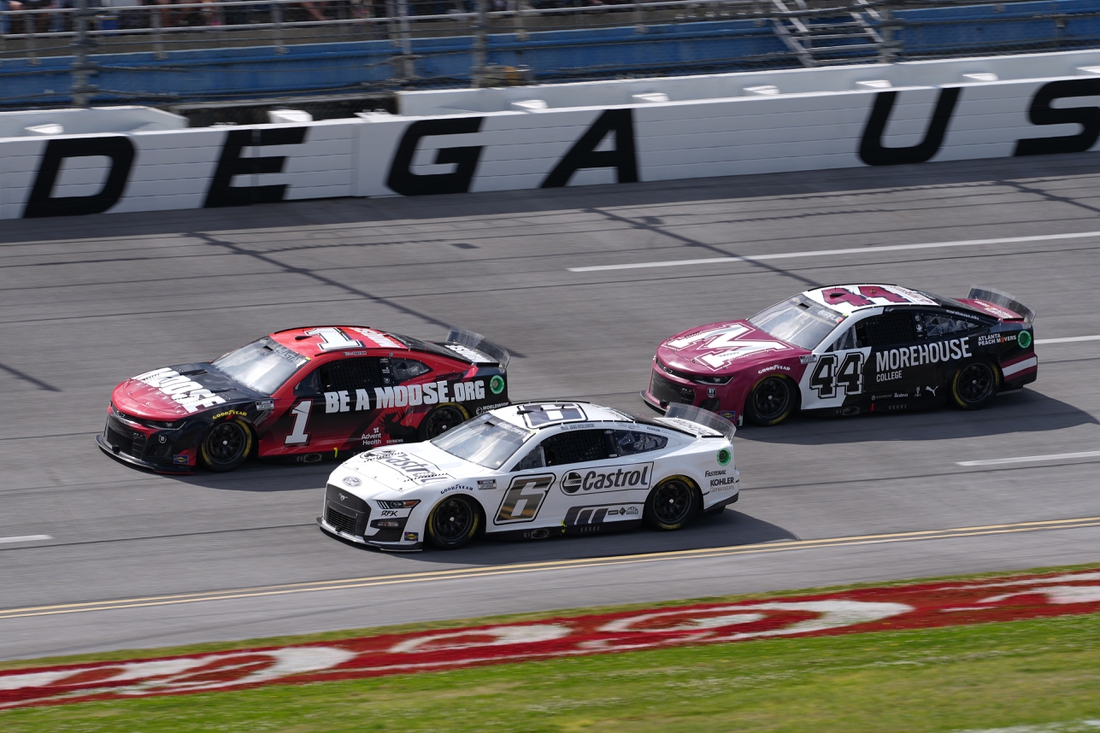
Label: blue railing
xmin=2 ymin=0 xmax=1100 ymax=108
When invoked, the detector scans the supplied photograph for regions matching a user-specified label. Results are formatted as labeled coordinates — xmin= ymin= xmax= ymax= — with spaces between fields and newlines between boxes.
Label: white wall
xmin=4 ymin=51 xmax=1100 ymax=219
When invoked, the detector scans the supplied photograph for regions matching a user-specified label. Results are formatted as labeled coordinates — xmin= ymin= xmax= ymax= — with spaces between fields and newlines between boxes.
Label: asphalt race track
xmin=2 ymin=154 xmax=1099 ymax=661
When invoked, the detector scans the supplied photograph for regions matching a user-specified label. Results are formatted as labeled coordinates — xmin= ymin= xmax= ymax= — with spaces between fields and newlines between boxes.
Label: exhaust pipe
xmin=529 ymin=528 xmax=551 ymax=540
xmin=301 ymin=453 xmax=323 ymax=464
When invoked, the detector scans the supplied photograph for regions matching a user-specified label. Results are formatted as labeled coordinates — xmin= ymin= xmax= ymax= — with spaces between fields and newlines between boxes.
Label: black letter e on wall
xmin=204 ymin=127 xmax=308 ymax=208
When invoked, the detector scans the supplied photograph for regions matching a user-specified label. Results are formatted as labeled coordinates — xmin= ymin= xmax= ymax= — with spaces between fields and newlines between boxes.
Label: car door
xmin=859 ymin=309 xmax=923 ymax=410
xmin=264 ymin=356 xmax=390 ymax=456
xmin=800 ymin=320 xmax=872 ymax=413
xmin=501 ymin=427 xmax=655 ymax=532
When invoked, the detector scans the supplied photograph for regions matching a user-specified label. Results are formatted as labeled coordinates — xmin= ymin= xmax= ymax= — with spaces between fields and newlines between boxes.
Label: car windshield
xmin=748 ymin=296 xmax=844 ymax=350
xmin=431 ymin=414 xmax=533 ymax=470
xmin=212 ymin=338 xmax=310 ymax=395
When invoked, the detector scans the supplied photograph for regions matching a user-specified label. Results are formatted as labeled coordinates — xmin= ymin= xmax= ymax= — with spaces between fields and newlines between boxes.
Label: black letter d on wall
xmin=23 ymin=136 xmax=135 ymax=218
xmin=859 ymin=88 xmax=961 ymax=166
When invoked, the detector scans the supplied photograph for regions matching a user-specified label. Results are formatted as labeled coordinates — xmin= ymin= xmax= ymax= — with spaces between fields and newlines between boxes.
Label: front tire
xmin=419 ymin=404 xmax=467 ymax=440
xmin=644 ymin=477 xmax=700 ymax=531
xmin=745 ymin=376 xmax=796 ymax=426
xmin=950 ymin=360 xmax=999 ymax=410
xmin=199 ymin=419 xmax=252 ymax=472
xmin=426 ymin=496 xmax=481 ymax=549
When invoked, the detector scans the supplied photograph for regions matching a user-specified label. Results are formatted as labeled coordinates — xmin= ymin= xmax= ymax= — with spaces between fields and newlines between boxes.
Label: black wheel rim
xmin=752 ymin=378 xmax=790 ymax=420
xmin=206 ymin=422 xmax=246 ymax=465
xmin=425 ymin=407 xmax=464 ymax=438
xmin=958 ymin=363 xmax=994 ymax=403
xmin=653 ymin=480 xmax=693 ymax=525
xmin=431 ymin=498 xmax=475 ymax=542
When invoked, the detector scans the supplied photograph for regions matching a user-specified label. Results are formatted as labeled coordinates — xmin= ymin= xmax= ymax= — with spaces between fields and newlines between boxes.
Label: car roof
xmin=269 ymin=326 xmax=412 ymax=360
xmin=492 ymin=402 xmax=638 ymax=431
xmin=802 ymin=284 xmax=941 ymax=317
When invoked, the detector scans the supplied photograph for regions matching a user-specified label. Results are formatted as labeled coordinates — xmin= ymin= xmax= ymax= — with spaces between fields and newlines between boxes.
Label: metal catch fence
xmin=2 ymin=0 xmax=1100 ymax=109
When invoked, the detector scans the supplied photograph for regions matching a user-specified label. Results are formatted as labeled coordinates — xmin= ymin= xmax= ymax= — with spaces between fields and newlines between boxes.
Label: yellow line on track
xmin=2 ymin=516 xmax=1099 ymax=621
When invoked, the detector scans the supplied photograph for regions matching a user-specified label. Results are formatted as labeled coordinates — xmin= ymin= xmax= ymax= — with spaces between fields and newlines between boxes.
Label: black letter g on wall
xmin=386 ymin=118 xmax=484 ymax=196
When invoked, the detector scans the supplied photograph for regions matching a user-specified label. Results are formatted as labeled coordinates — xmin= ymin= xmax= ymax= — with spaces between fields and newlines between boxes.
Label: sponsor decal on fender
xmin=212 ymin=410 xmax=247 ymax=421
xmin=560 ymin=464 xmax=652 ymax=495
xmin=3 ymin=569 xmax=1098 ymax=709
xmin=133 ymin=368 xmax=226 ymax=413
xmin=360 ymin=451 xmax=450 ymax=484
xmin=874 ymin=338 xmax=972 ymax=375
xmin=323 ymin=380 xmax=488 ymax=414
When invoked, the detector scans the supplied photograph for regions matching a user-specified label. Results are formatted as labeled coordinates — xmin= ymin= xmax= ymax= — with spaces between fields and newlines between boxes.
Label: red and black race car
xmin=643 ymin=284 xmax=1037 ymax=426
xmin=97 ymin=327 xmax=510 ymax=473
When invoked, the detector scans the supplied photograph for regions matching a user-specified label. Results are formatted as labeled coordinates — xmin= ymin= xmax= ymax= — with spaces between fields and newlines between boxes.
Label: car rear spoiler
xmin=967 ymin=286 xmax=1036 ymax=324
xmin=443 ymin=329 xmax=511 ymax=369
xmin=657 ymin=404 xmax=736 ymax=441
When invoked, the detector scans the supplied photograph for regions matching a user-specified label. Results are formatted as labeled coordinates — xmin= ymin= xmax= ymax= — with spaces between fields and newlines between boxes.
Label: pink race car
xmin=643 ymin=284 xmax=1037 ymax=426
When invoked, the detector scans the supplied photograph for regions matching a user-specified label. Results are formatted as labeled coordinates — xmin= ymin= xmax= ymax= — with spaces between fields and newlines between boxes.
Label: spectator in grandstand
xmin=299 ymin=0 xmax=328 ymax=20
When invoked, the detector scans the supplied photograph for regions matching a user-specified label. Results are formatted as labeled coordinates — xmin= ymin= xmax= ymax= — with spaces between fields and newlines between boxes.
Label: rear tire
xmin=199 ymin=419 xmax=252 ymax=472
xmin=426 ymin=496 xmax=481 ymax=549
xmin=644 ymin=477 xmax=699 ymax=531
xmin=949 ymin=360 xmax=999 ymax=410
xmin=745 ymin=376 xmax=796 ymax=426
xmin=419 ymin=404 xmax=467 ymax=440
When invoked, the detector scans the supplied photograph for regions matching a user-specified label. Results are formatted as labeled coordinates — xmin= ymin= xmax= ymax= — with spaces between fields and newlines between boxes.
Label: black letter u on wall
xmin=23 ymin=136 xmax=135 ymax=218
xmin=858 ymin=88 xmax=961 ymax=166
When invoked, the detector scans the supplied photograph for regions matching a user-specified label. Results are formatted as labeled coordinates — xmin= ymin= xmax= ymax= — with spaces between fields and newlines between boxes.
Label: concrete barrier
xmin=4 ymin=49 xmax=1100 ymax=219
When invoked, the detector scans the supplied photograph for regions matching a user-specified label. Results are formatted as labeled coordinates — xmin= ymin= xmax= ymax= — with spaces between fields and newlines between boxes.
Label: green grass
xmin=3 ymin=612 xmax=1100 ymax=733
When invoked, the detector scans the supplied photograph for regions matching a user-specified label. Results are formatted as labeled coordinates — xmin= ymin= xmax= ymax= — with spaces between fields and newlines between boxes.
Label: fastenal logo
xmin=560 ymin=464 xmax=652 ymax=494
xmin=717 ymin=448 xmax=731 ymax=466
xmin=489 ymin=375 xmax=505 ymax=395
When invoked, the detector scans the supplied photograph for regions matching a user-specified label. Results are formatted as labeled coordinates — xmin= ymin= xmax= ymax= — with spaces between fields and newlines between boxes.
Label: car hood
xmin=111 ymin=363 xmax=259 ymax=420
xmin=657 ymin=320 xmax=808 ymax=375
xmin=330 ymin=443 xmax=491 ymax=500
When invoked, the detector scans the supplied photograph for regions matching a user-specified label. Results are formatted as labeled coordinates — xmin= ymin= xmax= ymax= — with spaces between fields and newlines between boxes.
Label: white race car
xmin=318 ymin=402 xmax=739 ymax=551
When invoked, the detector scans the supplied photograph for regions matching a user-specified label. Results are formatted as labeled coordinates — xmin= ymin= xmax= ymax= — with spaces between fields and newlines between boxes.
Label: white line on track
xmin=567 ymin=230 xmax=1100 ymax=272
xmin=0 ymin=535 xmax=52 ymax=545
xmin=1035 ymin=335 xmax=1100 ymax=345
xmin=958 ymin=451 xmax=1100 ymax=467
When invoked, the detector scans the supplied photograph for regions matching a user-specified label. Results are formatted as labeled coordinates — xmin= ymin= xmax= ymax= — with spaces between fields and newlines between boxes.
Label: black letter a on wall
xmin=858 ymin=88 xmax=961 ymax=166
xmin=542 ymin=109 xmax=638 ymax=188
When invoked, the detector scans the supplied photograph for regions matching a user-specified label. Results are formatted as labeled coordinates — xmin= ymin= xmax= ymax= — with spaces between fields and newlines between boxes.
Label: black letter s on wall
xmin=1014 ymin=79 xmax=1100 ymax=157
xmin=386 ymin=118 xmax=484 ymax=196
xmin=23 ymin=136 xmax=135 ymax=218
xmin=859 ymin=88 xmax=961 ymax=166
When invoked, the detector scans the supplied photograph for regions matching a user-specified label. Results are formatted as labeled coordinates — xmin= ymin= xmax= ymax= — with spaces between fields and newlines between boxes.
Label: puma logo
xmin=926 ymin=386 xmax=939 ymax=397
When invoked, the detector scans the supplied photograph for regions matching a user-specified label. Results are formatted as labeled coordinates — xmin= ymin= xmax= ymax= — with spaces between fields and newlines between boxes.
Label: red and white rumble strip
xmin=2 ymin=568 xmax=1098 ymax=709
